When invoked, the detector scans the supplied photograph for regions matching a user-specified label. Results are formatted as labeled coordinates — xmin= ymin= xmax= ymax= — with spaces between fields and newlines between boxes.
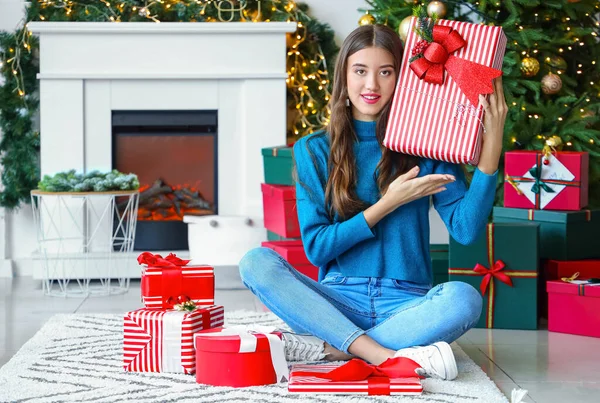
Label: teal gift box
xmin=262 ymin=146 xmax=294 ymax=186
xmin=449 ymin=223 xmax=539 ymax=330
xmin=493 ymin=206 xmax=600 ymax=260
xmin=430 ymin=244 xmax=449 ymax=286
xmin=267 ymin=230 xmax=300 ymax=241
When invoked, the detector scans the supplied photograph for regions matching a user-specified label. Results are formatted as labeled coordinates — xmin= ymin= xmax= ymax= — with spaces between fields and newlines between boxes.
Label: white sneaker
xmin=393 ymin=341 xmax=458 ymax=381
xmin=281 ymin=332 xmax=327 ymax=362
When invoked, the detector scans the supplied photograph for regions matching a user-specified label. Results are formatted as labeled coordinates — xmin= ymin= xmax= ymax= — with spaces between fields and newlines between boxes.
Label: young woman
xmin=239 ymin=24 xmax=507 ymax=380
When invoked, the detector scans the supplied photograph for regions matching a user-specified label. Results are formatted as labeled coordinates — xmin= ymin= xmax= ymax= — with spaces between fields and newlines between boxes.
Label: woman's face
xmin=346 ymin=47 xmax=397 ymax=122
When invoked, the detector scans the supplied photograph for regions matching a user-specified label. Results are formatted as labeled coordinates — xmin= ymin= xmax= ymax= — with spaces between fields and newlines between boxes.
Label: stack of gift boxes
xmin=260 ymin=145 xmax=319 ymax=281
xmin=448 ymin=148 xmax=600 ymax=335
xmin=123 ymin=251 xmax=290 ymax=387
xmin=122 ymin=251 xmax=424 ymax=394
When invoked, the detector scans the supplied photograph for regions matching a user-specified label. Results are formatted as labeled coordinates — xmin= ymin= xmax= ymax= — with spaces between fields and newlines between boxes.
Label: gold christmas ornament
xmin=398 ymin=16 xmax=413 ymax=42
xmin=541 ymin=73 xmax=562 ymax=95
xmin=358 ymin=12 xmax=376 ymax=26
xmin=520 ymin=57 xmax=540 ymax=77
xmin=546 ymin=136 xmax=563 ymax=149
xmin=427 ymin=1 xmax=447 ymax=18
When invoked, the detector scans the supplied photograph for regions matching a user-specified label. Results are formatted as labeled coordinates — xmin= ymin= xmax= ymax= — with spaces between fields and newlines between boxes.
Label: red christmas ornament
xmin=543 ymin=158 xmax=550 ymax=165
xmin=412 ymin=39 xmax=429 ymax=57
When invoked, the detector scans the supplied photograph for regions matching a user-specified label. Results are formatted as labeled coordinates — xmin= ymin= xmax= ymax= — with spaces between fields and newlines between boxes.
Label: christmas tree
xmin=362 ymin=0 xmax=600 ymax=207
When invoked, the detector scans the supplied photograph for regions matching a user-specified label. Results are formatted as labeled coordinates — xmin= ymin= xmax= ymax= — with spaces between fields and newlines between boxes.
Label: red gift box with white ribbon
xmin=288 ymin=358 xmax=424 ymax=396
xmin=123 ymin=305 xmax=224 ymax=374
xmin=194 ymin=326 xmax=288 ymax=387
xmin=384 ymin=17 xmax=506 ymax=165
xmin=504 ymin=150 xmax=589 ymax=211
xmin=138 ymin=252 xmax=215 ymax=309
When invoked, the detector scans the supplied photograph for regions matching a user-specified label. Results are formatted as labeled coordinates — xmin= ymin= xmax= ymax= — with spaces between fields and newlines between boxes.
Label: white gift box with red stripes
xmin=384 ymin=18 xmax=507 ymax=165
xmin=288 ymin=363 xmax=423 ymax=395
xmin=123 ymin=305 xmax=224 ymax=374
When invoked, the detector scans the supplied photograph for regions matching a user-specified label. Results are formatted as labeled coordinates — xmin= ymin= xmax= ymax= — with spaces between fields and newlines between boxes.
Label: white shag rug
xmin=0 ymin=310 xmax=512 ymax=403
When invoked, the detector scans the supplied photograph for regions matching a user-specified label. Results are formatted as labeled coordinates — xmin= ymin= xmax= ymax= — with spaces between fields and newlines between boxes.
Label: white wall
xmin=0 ymin=0 xmax=448 ymax=278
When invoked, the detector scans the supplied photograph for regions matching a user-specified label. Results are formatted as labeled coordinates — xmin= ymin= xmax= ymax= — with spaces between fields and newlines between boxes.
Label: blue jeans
xmin=239 ymin=247 xmax=482 ymax=354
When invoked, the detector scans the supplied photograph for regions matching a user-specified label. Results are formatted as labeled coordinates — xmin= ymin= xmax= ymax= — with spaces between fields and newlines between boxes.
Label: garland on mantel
xmin=0 ymin=0 xmax=338 ymax=209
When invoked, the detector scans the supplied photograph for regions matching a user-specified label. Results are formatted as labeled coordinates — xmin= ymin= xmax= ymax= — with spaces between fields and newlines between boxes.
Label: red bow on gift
xmin=409 ymin=25 xmax=502 ymax=106
xmin=294 ymin=357 xmax=423 ymax=396
xmin=473 ymin=260 xmax=513 ymax=295
xmin=137 ymin=252 xmax=190 ymax=268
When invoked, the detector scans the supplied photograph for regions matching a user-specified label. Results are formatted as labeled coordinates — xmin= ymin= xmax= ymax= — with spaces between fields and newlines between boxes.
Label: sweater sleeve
xmin=293 ymin=137 xmax=375 ymax=267
xmin=432 ymin=162 xmax=498 ymax=245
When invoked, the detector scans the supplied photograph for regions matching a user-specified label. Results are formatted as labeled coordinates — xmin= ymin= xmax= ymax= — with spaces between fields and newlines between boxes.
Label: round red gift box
xmin=194 ymin=327 xmax=283 ymax=387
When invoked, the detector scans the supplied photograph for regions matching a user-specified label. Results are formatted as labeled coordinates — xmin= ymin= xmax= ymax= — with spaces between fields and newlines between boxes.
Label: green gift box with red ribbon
xmin=449 ymin=223 xmax=540 ymax=330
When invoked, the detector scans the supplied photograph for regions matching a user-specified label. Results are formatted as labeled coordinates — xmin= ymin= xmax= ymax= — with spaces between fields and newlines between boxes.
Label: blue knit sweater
xmin=293 ymin=119 xmax=498 ymax=285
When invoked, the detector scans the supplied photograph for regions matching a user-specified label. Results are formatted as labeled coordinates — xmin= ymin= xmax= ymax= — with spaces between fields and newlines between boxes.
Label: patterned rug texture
xmin=0 ymin=310 xmax=513 ymax=402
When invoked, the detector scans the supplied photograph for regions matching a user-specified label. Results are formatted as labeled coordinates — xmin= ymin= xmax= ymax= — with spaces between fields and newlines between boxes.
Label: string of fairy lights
xmin=2 ymin=0 xmax=334 ymax=138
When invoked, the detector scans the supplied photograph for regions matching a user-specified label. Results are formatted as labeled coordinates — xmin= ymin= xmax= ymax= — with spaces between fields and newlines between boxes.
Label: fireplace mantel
xmin=27 ymin=21 xmax=296 ymax=269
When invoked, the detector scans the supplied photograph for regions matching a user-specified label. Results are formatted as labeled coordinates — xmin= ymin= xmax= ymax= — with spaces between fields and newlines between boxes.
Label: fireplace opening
xmin=112 ymin=110 xmax=218 ymax=251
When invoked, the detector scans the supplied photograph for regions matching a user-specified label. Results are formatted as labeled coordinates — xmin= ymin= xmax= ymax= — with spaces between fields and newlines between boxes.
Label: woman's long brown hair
xmin=325 ymin=24 xmax=420 ymax=220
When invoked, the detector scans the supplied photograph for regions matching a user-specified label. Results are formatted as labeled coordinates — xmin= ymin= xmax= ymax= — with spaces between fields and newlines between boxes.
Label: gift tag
xmin=517 ymin=154 xmax=574 ymax=209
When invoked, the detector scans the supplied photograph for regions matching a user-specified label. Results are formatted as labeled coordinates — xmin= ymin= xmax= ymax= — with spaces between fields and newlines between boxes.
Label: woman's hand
xmin=477 ymin=77 xmax=508 ymax=175
xmin=364 ymin=166 xmax=455 ymax=227
xmin=383 ymin=165 xmax=455 ymax=208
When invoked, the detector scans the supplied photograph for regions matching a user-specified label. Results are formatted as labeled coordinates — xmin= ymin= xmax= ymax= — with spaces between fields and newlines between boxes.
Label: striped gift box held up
xmin=123 ymin=305 xmax=224 ymax=374
xmin=384 ymin=18 xmax=507 ymax=165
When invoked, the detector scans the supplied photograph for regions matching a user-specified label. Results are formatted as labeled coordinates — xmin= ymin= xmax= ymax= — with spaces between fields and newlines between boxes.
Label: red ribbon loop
xmin=409 ymin=24 xmax=502 ymax=106
xmin=473 ymin=260 xmax=513 ymax=295
xmin=137 ymin=251 xmax=191 ymax=268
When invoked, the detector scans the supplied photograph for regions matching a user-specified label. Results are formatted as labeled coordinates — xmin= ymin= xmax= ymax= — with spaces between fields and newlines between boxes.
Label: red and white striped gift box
xmin=123 ymin=305 xmax=224 ymax=374
xmin=141 ymin=264 xmax=215 ymax=309
xmin=384 ymin=18 xmax=507 ymax=165
xmin=288 ymin=363 xmax=423 ymax=395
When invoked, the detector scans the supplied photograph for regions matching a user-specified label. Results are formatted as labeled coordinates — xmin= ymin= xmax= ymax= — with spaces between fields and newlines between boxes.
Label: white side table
xmin=31 ymin=189 xmax=139 ymax=297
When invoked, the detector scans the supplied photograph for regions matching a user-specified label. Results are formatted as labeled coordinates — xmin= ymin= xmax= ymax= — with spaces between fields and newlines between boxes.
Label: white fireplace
xmin=27 ymin=21 xmax=297 ymax=272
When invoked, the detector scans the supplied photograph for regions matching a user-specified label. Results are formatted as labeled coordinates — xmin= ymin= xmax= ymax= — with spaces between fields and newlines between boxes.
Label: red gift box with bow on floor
xmin=384 ymin=17 xmax=506 ymax=165
xmin=194 ymin=326 xmax=288 ymax=387
xmin=547 ymin=280 xmax=600 ymax=338
xmin=288 ymin=358 xmax=423 ymax=396
xmin=504 ymin=150 xmax=589 ymax=211
xmin=123 ymin=305 xmax=224 ymax=374
xmin=449 ymin=223 xmax=540 ymax=329
xmin=138 ymin=252 xmax=215 ymax=310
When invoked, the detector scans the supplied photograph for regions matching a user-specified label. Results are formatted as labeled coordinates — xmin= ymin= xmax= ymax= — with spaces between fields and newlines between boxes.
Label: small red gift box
xmin=544 ymin=259 xmax=600 ymax=281
xmin=288 ymin=358 xmax=424 ymax=396
xmin=123 ymin=305 xmax=224 ymax=374
xmin=547 ymin=280 xmax=600 ymax=338
xmin=261 ymin=183 xmax=300 ymax=238
xmin=384 ymin=18 xmax=506 ymax=165
xmin=504 ymin=151 xmax=589 ymax=211
xmin=194 ymin=326 xmax=288 ymax=387
xmin=261 ymin=240 xmax=319 ymax=281
xmin=138 ymin=252 xmax=215 ymax=309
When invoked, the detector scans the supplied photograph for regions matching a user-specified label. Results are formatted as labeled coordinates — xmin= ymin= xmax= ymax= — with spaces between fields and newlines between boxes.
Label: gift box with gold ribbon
xmin=449 ymin=223 xmax=540 ymax=329
xmin=262 ymin=145 xmax=294 ymax=186
xmin=493 ymin=206 xmax=600 ymax=261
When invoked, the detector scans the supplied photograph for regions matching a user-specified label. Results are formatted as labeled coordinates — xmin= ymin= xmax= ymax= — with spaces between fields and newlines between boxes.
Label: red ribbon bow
xmin=409 ymin=25 xmax=502 ymax=106
xmin=293 ymin=357 xmax=423 ymax=396
xmin=137 ymin=252 xmax=190 ymax=268
xmin=473 ymin=260 xmax=513 ymax=295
